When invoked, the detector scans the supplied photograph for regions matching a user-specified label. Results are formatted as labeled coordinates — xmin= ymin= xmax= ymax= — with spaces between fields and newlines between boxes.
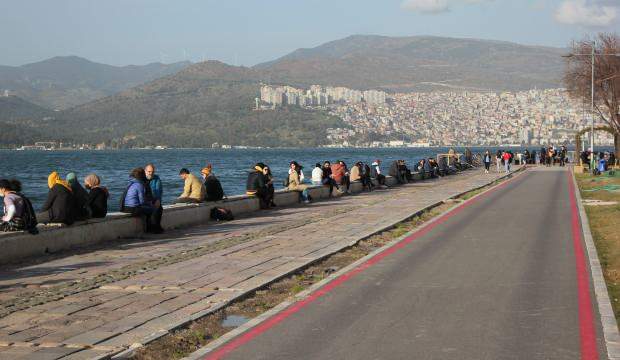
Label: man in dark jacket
xmin=145 ymin=164 xmax=164 ymax=233
xmin=246 ymin=163 xmax=269 ymax=209
xmin=201 ymin=165 xmax=224 ymax=202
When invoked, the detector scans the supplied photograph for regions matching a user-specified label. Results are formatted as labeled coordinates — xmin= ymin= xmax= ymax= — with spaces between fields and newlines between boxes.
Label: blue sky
xmin=1 ymin=0 xmax=618 ymax=66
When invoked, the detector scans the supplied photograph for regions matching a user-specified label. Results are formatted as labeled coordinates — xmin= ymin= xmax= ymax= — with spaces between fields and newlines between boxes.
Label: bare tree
xmin=564 ymin=33 xmax=620 ymax=157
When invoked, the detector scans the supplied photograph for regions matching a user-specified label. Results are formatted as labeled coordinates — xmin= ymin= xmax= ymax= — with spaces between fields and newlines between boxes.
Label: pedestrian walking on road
xmin=483 ymin=150 xmax=491 ymax=173
xmin=496 ymin=150 xmax=502 ymax=173
xmin=502 ymin=151 xmax=511 ymax=173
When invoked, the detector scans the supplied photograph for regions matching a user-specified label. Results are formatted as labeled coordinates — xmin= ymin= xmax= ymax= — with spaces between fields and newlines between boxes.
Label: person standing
xmin=502 ymin=151 xmax=511 ymax=173
xmin=145 ymin=164 xmax=164 ymax=233
xmin=496 ymin=150 xmax=502 ymax=173
xmin=483 ymin=150 xmax=492 ymax=174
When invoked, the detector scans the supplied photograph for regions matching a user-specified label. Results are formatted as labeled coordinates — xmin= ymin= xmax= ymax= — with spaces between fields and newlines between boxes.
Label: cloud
xmin=401 ymin=0 xmax=492 ymax=14
xmin=554 ymin=0 xmax=618 ymax=27
xmin=401 ymin=0 xmax=449 ymax=14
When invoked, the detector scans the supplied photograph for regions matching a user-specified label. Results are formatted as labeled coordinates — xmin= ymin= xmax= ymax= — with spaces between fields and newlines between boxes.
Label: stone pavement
xmin=0 ymin=168 xmax=516 ymax=359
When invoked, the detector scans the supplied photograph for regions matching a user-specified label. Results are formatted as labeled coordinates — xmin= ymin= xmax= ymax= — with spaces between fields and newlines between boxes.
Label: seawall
xmin=0 ymin=172 xmax=441 ymax=264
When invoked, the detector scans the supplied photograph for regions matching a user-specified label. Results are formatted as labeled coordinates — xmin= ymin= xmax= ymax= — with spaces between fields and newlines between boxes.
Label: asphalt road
xmin=208 ymin=168 xmax=606 ymax=360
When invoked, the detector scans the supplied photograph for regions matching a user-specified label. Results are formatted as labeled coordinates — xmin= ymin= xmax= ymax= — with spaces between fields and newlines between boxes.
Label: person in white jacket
xmin=311 ymin=163 xmax=323 ymax=185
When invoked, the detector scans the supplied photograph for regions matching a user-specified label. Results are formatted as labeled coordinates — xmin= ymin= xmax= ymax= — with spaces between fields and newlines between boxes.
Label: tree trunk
xmin=616 ymin=133 xmax=620 ymax=165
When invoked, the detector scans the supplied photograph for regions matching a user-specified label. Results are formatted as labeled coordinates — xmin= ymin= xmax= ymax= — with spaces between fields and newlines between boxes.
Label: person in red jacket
xmin=330 ymin=160 xmax=350 ymax=194
xmin=502 ymin=151 xmax=512 ymax=173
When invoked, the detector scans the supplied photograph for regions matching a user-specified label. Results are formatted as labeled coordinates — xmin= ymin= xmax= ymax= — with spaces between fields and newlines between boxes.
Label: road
xmin=205 ymin=168 xmax=607 ymax=360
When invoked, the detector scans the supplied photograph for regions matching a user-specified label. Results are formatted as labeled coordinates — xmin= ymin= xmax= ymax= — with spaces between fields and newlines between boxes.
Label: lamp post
xmin=565 ymin=42 xmax=620 ymax=171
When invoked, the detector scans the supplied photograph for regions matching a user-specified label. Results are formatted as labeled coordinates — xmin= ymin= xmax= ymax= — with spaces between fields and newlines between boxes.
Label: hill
xmin=255 ymin=35 xmax=567 ymax=91
xmin=0 ymin=95 xmax=53 ymax=122
xmin=20 ymin=35 xmax=569 ymax=148
xmin=53 ymin=61 xmax=345 ymax=148
xmin=0 ymin=56 xmax=190 ymax=109
xmin=0 ymin=96 xmax=50 ymax=146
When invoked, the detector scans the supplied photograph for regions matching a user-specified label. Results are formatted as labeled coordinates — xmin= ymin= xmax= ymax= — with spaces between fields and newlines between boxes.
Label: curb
xmin=571 ymin=170 xmax=620 ymax=360
xmin=179 ymin=168 xmax=527 ymax=360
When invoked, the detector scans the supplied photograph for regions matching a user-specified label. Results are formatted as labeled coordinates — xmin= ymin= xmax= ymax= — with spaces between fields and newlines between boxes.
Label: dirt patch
xmin=576 ymin=172 xmax=620 ymax=327
xmin=132 ymin=203 xmax=453 ymax=360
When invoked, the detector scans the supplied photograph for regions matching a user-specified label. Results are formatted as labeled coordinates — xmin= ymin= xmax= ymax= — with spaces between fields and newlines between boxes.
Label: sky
xmin=1 ymin=0 xmax=619 ymax=67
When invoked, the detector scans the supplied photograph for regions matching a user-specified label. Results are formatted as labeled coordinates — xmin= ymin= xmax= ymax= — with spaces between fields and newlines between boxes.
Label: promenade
xmin=0 ymin=168 xmax=511 ymax=359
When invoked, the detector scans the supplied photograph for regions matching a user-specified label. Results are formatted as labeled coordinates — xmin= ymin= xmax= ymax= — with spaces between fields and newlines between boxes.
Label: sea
xmin=0 ymin=146 xmax=608 ymax=211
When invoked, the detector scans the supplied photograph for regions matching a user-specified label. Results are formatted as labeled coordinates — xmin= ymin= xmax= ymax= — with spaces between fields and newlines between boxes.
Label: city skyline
xmin=1 ymin=0 xmax=618 ymax=67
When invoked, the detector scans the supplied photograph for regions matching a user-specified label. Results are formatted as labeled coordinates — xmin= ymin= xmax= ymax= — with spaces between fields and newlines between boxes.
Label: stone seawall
xmin=0 ymin=173 xmax=430 ymax=264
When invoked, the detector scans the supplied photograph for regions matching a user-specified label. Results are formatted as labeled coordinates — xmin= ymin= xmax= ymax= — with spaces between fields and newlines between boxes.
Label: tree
xmin=564 ymin=33 xmax=620 ymax=158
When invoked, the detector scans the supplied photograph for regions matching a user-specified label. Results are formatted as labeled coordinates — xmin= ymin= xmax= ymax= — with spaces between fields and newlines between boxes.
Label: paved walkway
xmin=0 ymin=169 xmax=513 ymax=359
xmin=207 ymin=167 xmax=607 ymax=360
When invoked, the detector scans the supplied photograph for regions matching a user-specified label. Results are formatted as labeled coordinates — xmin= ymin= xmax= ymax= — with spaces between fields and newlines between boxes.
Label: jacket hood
xmin=128 ymin=177 xmax=143 ymax=185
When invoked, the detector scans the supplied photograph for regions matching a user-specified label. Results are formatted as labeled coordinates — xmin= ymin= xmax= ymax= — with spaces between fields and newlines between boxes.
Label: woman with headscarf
xmin=84 ymin=174 xmax=108 ymax=218
xmin=201 ymin=165 xmax=224 ymax=202
xmin=66 ymin=172 xmax=90 ymax=220
xmin=41 ymin=171 xmax=76 ymax=225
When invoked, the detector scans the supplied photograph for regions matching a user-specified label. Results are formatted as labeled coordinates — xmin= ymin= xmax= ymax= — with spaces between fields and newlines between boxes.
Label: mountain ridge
xmin=0 ymin=56 xmax=191 ymax=109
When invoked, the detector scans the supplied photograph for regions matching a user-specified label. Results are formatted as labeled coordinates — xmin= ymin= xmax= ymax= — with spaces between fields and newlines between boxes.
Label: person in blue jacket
xmin=121 ymin=167 xmax=155 ymax=233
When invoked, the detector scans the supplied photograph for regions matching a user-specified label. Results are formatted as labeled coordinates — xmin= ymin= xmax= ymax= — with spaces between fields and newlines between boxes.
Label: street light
xmin=564 ymin=42 xmax=620 ymax=170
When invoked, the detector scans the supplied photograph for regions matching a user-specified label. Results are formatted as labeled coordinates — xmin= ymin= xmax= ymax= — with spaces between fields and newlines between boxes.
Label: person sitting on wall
xmin=121 ymin=167 xmax=156 ymax=233
xmin=311 ymin=163 xmax=323 ymax=186
xmin=84 ymin=174 xmax=108 ymax=218
xmin=66 ymin=172 xmax=90 ymax=220
xmin=288 ymin=161 xmax=311 ymax=203
xmin=201 ymin=165 xmax=224 ymax=202
xmin=428 ymin=158 xmax=439 ymax=177
xmin=175 ymin=168 xmax=205 ymax=203
xmin=331 ymin=160 xmax=351 ymax=194
xmin=0 ymin=179 xmax=38 ymax=233
xmin=246 ymin=163 xmax=270 ymax=209
xmin=389 ymin=160 xmax=405 ymax=184
xmin=361 ymin=162 xmax=374 ymax=191
xmin=262 ymin=164 xmax=276 ymax=207
xmin=370 ymin=160 xmax=387 ymax=187
xmin=350 ymin=161 xmax=361 ymax=183
xmin=398 ymin=160 xmax=412 ymax=182
xmin=41 ymin=172 xmax=76 ymax=225
xmin=321 ymin=161 xmax=340 ymax=195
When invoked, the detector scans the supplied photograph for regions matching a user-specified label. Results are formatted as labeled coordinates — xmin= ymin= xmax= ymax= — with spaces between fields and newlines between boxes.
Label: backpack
xmin=16 ymin=193 xmax=38 ymax=234
xmin=210 ymin=207 xmax=234 ymax=221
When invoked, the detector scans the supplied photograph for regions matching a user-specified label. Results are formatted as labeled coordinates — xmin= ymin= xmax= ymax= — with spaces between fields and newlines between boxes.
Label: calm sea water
xmin=0 ymin=146 xmax=594 ymax=211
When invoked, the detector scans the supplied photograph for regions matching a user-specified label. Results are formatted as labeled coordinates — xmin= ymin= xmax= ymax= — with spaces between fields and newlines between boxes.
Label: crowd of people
xmin=4 ymin=146 xmax=598 ymax=235
xmin=580 ymin=150 xmax=617 ymax=174
xmin=0 ymin=162 xmax=227 ymax=234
